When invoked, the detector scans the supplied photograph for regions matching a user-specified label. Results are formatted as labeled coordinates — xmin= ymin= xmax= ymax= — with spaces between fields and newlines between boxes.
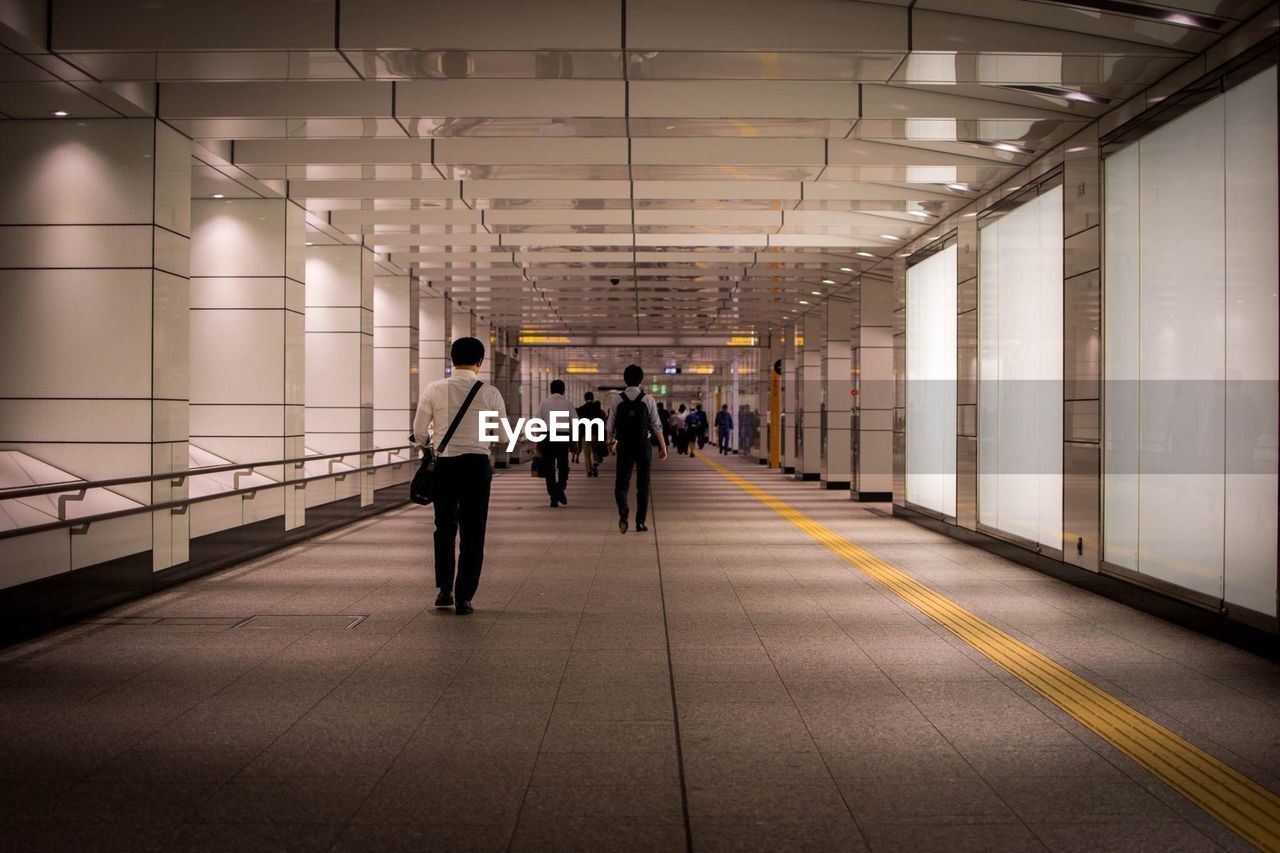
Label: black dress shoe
xmin=618 ymin=517 xmax=628 ymax=534
xmin=434 ymin=590 xmax=454 ymax=607
xmin=635 ymin=522 xmax=647 ymax=532
xmin=549 ymin=497 xmax=559 ymax=507
xmin=455 ymin=600 xmax=473 ymax=615
xmin=559 ymin=492 xmax=568 ymax=505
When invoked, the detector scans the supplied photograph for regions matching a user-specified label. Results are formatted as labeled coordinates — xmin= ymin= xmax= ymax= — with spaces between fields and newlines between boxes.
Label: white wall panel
xmin=0 ymin=120 xmax=154 ymax=225
xmin=191 ymin=200 xmax=287 ymax=277
xmin=906 ymin=244 xmax=957 ymax=517
xmin=190 ymin=309 xmax=285 ymax=405
xmin=0 ymin=269 xmax=151 ymax=398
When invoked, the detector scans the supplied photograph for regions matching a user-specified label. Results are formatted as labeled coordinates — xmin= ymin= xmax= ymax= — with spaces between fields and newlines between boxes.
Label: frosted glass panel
xmin=1103 ymin=65 xmax=1277 ymax=617
xmin=978 ymin=186 xmax=1063 ymax=549
xmin=1138 ymin=94 xmax=1226 ymax=600
xmin=1224 ymin=66 xmax=1279 ymax=618
xmin=1103 ymin=146 xmax=1140 ymax=571
xmin=906 ymin=244 xmax=957 ymax=517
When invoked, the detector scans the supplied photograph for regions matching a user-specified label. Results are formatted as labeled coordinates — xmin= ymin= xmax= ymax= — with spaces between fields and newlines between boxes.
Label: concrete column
xmin=373 ymin=271 xmax=418 ymax=456
xmin=418 ymin=287 xmax=447 ymax=386
xmin=0 ymin=119 xmax=192 ymax=585
xmin=822 ymin=295 xmax=852 ymax=489
xmin=852 ymin=280 xmax=895 ymax=501
xmin=782 ymin=323 xmax=797 ymax=474
xmin=305 ymin=244 xmax=375 ymax=507
xmin=731 ymin=355 xmax=741 ymax=453
xmin=796 ymin=311 xmax=823 ymax=481
xmin=190 ymin=196 xmax=307 ymax=533
xmin=475 ymin=316 xmax=492 ymax=383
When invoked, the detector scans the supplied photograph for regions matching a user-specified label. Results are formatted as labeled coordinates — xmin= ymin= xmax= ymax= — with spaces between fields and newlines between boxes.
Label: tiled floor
xmin=1 ymin=454 xmax=1279 ymax=852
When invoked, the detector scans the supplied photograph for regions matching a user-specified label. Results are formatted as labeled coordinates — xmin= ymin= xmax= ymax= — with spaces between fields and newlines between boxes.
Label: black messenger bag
xmin=410 ymin=380 xmax=484 ymax=505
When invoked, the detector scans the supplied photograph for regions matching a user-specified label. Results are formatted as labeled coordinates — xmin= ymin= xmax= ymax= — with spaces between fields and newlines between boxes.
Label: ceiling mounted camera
xmin=610 ymin=277 xmax=621 ymax=286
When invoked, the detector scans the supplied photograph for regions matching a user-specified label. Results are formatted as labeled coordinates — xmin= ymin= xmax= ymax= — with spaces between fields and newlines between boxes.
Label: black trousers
xmin=614 ymin=441 xmax=652 ymax=525
xmin=718 ymin=427 xmax=731 ymax=454
xmin=542 ymin=442 xmax=570 ymax=498
xmin=431 ymin=454 xmax=492 ymax=602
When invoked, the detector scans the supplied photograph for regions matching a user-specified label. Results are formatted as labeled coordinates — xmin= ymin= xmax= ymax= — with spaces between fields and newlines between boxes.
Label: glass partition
xmin=906 ymin=243 xmax=957 ymax=517
xmin=1104 ymin=64 xmax=1277 ymax=617
xmin=978 ymin=184 xmax=1064 ymax=551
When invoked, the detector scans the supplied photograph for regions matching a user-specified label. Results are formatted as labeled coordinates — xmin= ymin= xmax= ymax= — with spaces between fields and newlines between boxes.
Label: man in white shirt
xmin=411 ymin=336 xmax=507 ymax=615
xmin=536 ymin=379 xmax=575 ymax=507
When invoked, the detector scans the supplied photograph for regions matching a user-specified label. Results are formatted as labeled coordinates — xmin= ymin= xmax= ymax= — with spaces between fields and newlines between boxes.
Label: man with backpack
xmin=715 ymin=404 xmax=734 ymax=454
xmin=607 ymin=364 xmax=669 ymax=534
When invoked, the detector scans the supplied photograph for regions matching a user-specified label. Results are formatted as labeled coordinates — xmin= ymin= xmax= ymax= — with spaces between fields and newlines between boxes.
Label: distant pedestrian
xmin=577 ymin=391 xmax=605 ymax=478
xmin=537 ymin=379 xmax=574 ymax=507
xmin=716 ymin=404 xmax=733 ymax=454
xmin=607 ymin=365 xmax=668 ymax=533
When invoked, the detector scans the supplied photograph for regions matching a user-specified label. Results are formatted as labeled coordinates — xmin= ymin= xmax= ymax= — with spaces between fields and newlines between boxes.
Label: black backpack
xmin=615 ymin=391 xmax=650 ymax=447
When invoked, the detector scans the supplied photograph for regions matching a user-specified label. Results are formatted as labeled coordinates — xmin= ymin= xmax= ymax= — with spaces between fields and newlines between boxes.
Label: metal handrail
xmin=0 ymin=451 xmax=422 ymax=541
xmin=0 ymin=445 xmax=419 ymax=503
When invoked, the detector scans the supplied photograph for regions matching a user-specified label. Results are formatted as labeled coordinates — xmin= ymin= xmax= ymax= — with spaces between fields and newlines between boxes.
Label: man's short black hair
xmin=584 ymin=391 xmax=594 ymax=401
xmin=550 ymin=379 xmax=565 ymax=394
xmin=722 ymin=404 xmax=728 ymax=410
xmin=623 ymin=364 xmax=644 ymax=386
xmin=450 ymin=336 xmax=485 ymax=366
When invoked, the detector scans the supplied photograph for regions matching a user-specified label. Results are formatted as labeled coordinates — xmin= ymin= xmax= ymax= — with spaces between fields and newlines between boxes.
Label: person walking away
xmin=577 ymin=391 xmax=606 ymax=477
xmin=656 ymin=402 xmax=670 ymax=450
xmin=683 ymin=406 xmax=699 ymax=457
xmin=412 ymin=336 xmax=507 ymax=615
xmin=694 ymin=404 xmax=710 ymax=450
xmin=715 ymin=404 xmax=733 ymax=454
xmin=608 ymin=364 xmax=668 ymax=533
xmin=537 ymin=379 xmax=575 ymax=506
xmin=671 ymin=405 xmax=689 ymax=455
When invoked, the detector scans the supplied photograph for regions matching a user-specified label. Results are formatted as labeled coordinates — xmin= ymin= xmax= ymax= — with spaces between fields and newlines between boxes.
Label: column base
xmin=821 ymin=480 xmax=850 ymax=490
xmin=853 ymin=491 xmax=892 ymax=502
xmin=782 ymin=466 xmax=795 ymax=475
xmin=796 ymin=472 xmax=820 ymax=482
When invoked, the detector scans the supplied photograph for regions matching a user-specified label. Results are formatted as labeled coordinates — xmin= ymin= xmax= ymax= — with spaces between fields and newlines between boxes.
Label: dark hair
xmin=584 ymin=391 xmax=594 ymax=401
xmin=623 ymin=364 xmax=643 ymax=386
xmin=679 ymin=404 xmax=686 ymax=412
xmin=550 ymin=379 xmax=565 ymax=394
xmin=721 ymin=404 xmax=728 ymax=410
xmin=450 ymin=336 xmax=485 ymax=366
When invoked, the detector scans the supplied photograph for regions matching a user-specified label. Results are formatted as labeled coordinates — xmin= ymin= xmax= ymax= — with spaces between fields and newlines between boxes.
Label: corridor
xmin=2 ymin=456 xmax=1278 ymax=852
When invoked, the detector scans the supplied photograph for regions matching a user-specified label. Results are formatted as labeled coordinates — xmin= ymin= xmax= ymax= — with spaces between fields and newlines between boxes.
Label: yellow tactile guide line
xmin=702 ymin=456 xmax=1280 ymax=851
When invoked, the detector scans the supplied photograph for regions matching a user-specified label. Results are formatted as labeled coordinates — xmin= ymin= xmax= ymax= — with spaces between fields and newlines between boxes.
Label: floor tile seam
xmin=707 ymin=457 xmax=1280 ymax=848
xmin=648 ymin=474 xmax=698 ymax=853
xmin=501 ymin=497 xmax=616 ymax=852
xmin=711 ymin=563 xmax=879 ymax=849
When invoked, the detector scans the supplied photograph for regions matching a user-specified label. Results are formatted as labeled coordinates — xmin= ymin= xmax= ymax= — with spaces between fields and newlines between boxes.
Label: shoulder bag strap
xmin=436 ymin=381 xmax=484 ymax=455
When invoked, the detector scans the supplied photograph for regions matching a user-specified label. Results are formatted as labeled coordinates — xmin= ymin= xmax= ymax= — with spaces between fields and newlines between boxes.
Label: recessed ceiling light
xmin=798 ymin=300 xmax=810 ymax=305
xmin=839 ymin=266 xmax=853 ymax=272
xmin=969 ymin=140 xmax=1035 ymax=156
xmin=50 ymin=110 xmax=68 ymax=117
xmin=908 ymin=210 xmax=933 ymax=218
xmin=821 ymin=279 xmax=835 ymax=284
xmin=1066 ymin=146 xmax=1089 ymax=153
xmin=945 ymin=183 xmax=969 ymax=192
xmin=811 ymin=291 xmax=821 ymax=295
xmin=880 ymin=235 xmax=900 ymax=241
xmin=304 ymin=241 xmax=314 ymax=246
xmin=211 ymin=194 xmax=224 ymax=199
xmin=856 ymin=251 xmax=875 ymax=258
